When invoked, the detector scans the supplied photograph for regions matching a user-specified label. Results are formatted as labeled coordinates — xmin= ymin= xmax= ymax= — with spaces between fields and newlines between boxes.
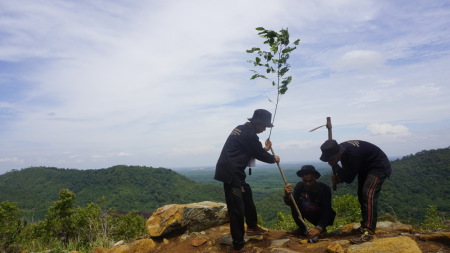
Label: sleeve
xmin=246 ymin=132 xmax=275 ymax=164
xmin=284 ymin=182 xmax=301 ymax=206
xmin=334 ymin=163 xmax=357 ymax=184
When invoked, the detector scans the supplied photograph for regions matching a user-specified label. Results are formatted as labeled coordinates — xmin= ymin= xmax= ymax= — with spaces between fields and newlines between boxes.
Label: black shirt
xmin=214 ymin=122 xmax=275 ymax=186
xmin=337 ymin=140 xmax=392 ymax=183
xmin=284 ymin=181 xmax=335 ymax=228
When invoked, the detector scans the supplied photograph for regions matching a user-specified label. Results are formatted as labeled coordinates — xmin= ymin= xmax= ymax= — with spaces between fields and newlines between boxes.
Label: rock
xmin=270 ymin=238 xmax=290 ymax=248
xmin=347 ymin=236 xmax=421 ymax=253
xmin=271 ymin=248 xmax=298 ymax=253
xmin=113 ymin=240 xmax=125 ymax=246
xmin=93 ymin=238 xmax=156 ymax=253
xmin=191 ymin=238 xmax=207 ymax=246
xmin=419 ymin=232 xmax=450 ymax=244
xmin=163 ymin=238 xmax=169 ymax=244
xmin=327 ymin=242 xmax=344 ymax=253
xmin=146 ymin=201 xmax=228 ymax=237
xmin=180 ymin=234 xmax=189 ymax=241
xmin=220 ymin=233 xmax=264 ymax=246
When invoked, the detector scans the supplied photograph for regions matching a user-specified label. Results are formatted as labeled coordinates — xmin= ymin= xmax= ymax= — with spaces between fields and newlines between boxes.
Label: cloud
xmin=334 ymin=50 xmax=385 ymax=72
xmin=0 ymin=157 xmax=24 ymax=163
xmin=367 ymin=123 xmax=410 ymax=137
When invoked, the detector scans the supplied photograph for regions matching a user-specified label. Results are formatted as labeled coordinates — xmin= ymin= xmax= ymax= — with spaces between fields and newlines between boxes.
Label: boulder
xmin=347 ymin=236 xmax=422 ymax=253
xmin=146 ymin=201 xmax=228 ymax=237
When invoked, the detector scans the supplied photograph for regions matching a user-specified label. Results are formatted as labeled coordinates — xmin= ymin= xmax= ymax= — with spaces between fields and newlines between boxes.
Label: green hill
xmin=179 ymin=147 xmax=450 ymax=226
xmin=0 ymin=165 xmax=224 ymax=220
xmin=1 ymin=147 xmax=449 ymax=225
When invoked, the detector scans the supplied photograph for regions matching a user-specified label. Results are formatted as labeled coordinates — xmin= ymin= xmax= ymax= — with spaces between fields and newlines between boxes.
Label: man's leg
xmin=359 ymin=174 xmax=386 ymax=232
xmin=224 ymin=183 xmax=246 ymax=251
xmin=289 ymin=206 xmax=308 ymax=235
xmin=242 ymin=183 xmax=258 ymax=228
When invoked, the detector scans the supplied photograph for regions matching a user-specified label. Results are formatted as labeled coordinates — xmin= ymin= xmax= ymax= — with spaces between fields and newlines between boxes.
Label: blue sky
xmin=1 ymin=0 xmax=449 ymax=174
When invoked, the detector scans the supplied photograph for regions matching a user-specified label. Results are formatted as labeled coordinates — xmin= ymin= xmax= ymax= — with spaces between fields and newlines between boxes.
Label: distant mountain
xmin=0 ymin=165 xmax=224 ymax=220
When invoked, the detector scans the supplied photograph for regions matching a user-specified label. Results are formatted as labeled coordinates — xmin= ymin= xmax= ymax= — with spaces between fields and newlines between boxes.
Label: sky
xmin=1 ymin=0 xmax=449 ymax=174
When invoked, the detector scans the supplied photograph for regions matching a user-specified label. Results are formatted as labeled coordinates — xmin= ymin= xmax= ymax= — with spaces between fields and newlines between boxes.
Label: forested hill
xmin=0 ymin=165 xmax=224 ymax=220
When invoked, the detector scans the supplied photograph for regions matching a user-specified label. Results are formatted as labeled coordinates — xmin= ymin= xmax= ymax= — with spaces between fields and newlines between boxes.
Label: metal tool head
xmin=309 ymin=124 xmax=326 ymax=132
xmin=309 ymin=117 xmax=332 ymax=132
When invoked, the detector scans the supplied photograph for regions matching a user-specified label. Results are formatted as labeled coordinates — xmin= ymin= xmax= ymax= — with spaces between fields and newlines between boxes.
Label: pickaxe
xmin=309 ymin=117 xmax=337 ymax=191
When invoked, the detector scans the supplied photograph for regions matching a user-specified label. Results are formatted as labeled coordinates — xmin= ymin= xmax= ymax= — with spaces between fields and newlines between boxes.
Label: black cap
xmin=320 ymin=139 xmax=344 ymax=162
xmin=296 ymin=165 xmax=321 ymax=179
xmin=247 ymin=109 xmax=274 ymax=128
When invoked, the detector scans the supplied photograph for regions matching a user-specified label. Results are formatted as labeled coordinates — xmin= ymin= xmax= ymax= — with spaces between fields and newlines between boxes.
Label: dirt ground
xmin=145 ymin=224 xmax=450 ymax=253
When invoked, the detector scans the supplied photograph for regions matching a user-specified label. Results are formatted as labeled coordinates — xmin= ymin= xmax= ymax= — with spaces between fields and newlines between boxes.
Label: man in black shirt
xmin=215 ymin=109 xmax=280 ymax=253
xmin=320 ymin=140 xmax=391 ymax=243
xmin=284 ymin=165 xmax=336 ymax=240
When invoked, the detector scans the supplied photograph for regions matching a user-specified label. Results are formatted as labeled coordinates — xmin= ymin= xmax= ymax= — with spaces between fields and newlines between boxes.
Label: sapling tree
xmin=247 ymin=27 xmax=300 ymax=138
xmin=247 ymin=27 xmax=310 ymax=234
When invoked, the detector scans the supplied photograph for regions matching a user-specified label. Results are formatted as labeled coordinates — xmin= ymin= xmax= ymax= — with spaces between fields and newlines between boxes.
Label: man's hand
xmin=307 ymin=228 xmax=320 ymax=239
xmin=284 ymin=184 xmax=292 ymax=195
xmin=274 ymin=155 xmax=280 ymax=163
xmin=332 ymin=175 xmax=343 ymax=185
xmin=264 ymin=138 xmax=272 ymax=151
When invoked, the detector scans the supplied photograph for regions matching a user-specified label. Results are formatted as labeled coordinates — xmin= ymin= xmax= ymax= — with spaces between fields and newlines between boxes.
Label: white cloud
xmin=334 ymin=50 xmax=385 ymax=72
xmin=367 ymin=123 xmax=410 ymax=137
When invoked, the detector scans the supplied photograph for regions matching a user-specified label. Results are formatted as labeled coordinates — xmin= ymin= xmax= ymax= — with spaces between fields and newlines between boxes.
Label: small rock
xmin=270 ymin=238 xmax=290 ymax=248
xmin=191 ymin=238 xmax=207 ymax=247
xmin=163 ymin=238 xmax=169 ymax=244
xmin=327 ymin=242 xmax=344 ymax=253
xmin=113 ymin=240 xmax=125 ymax=246
xmin=180 ymin=234 xmax=189 ymax=241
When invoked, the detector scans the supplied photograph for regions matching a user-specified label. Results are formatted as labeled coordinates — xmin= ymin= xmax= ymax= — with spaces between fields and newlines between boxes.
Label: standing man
xmin=215 ymin=109 xmax=280 ymax=253
xmin=283 ymin=165 xmax=336 ymax=240
xmin=319 ymin=140 xmax=391 ymax=243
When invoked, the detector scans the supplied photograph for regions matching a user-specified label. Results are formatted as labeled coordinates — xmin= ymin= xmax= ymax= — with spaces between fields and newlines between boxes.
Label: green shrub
xmin=423 ymin=205 xmax=448 ymax=230
xmin=0 ymin=201 xmax=24 ymax=252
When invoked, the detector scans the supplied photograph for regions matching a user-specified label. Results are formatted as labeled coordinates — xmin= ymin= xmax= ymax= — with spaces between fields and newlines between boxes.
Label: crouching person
xmin=284 ymin=165 xmax=336 ymax=240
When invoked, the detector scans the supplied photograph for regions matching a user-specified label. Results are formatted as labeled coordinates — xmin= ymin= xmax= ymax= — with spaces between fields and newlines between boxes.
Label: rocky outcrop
xmin=145 ymin=201 xmax=228 ymax=237
xmin=93 ymin=201 xmax=450 ymax=253
xmin=346 ymin=236 xmax=421 ymax=253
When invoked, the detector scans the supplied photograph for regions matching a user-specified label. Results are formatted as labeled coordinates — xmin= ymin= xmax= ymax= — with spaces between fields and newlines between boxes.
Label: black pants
xmin=290 ymin=201 xmax=335 ymax=232
xmin=223 ymin=183 xmax=258 ymax=250
xmin=358 ymin=173 xmax=386 ymax=232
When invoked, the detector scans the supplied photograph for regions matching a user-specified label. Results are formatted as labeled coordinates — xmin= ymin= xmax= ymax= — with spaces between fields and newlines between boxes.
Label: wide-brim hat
xmin=296 ymin=165 xmax=321 ymax=179
xmin=320 ymin=139 xmax=344 ymax=162
xmin=247 ymin=109 xmax=274 ymax=128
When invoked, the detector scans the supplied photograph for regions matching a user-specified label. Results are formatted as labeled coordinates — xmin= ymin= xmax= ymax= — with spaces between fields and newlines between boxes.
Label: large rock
xmin=347 ymin=236 xmax=422 ymax=253
xmin=146 ymin=201 xmax=228 ymax=237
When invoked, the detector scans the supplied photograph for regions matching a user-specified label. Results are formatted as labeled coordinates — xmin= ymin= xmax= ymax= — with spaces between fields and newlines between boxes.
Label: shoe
xmin=350 ymin=230 xmax=375 ymax=244
xmin=246 ymin=225 xmax=269 ymax=235
xmin=350 ymin=226 xmax=365 ymax=235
